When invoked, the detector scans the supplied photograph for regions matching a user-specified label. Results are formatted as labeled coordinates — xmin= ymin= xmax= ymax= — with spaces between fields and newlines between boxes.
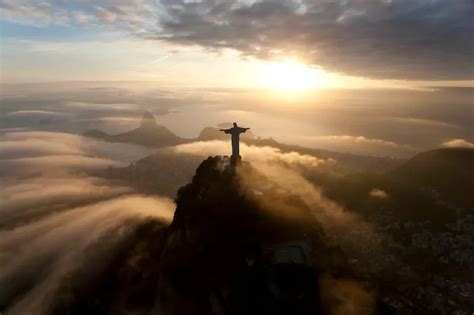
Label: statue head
xmin=233 ymin=122 xmax=237 ymax=127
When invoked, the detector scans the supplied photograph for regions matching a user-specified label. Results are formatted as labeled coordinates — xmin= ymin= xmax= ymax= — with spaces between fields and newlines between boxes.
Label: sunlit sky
xmin=0 ymin=0 xmax=473 ymax=157
xmin=1 ymin=0 xmax=472 ymax=89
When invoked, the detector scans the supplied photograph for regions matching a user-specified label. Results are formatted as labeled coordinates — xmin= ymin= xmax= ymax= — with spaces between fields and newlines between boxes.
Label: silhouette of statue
xmin=220 ymin=122 xmax=250 ymax=162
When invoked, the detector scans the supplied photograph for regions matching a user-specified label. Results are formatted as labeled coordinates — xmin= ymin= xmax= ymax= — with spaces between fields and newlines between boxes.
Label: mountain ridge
xmin=49 ymin=156 xmax=391 ymax=314
xmin=84 ymin=111 xmax=404 ymax=174
xmin=84 ymin=111 xmax=186 ymax=147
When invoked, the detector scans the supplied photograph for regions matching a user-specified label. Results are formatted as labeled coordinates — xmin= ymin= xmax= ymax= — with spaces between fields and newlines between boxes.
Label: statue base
xmin=230 ymin=155 xmax=242 ymax=166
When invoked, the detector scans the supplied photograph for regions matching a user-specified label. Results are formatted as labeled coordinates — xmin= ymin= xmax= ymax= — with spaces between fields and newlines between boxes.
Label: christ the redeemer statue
xmin=220 ymin=122 xmax=250 ymax=160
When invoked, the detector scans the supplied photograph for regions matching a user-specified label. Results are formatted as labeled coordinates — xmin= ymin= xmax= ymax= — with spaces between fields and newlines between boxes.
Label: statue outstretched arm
xmin=220 ymin=128 xmax=231 ymax=134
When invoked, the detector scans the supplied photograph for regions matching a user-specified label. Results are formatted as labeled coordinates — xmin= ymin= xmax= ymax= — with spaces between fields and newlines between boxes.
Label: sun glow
xmin=259 ymin=60 xmax=326 ymax=92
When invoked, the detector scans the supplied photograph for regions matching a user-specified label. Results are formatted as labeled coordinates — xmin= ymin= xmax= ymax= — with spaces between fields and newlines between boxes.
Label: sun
xmin=260 ymin=60 xmax=326 ymax=92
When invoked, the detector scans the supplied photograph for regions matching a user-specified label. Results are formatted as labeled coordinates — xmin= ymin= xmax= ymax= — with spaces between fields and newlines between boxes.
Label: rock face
xmin=140 ymin=111 xmax=157 ymax=129
xmin=47 ymin=157 xmax=389 ymax=315
xmin=156 ymin=156 xmax=375 ymax=315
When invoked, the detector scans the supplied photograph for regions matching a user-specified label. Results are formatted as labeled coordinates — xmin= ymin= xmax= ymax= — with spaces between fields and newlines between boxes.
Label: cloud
xmin=389 ymin=117 xmax=458 ymax=129
xmin=0 ymin=155 xmax=120 ymax=177
xmin=72 ymin=10 xmax=94 ymax=24
xmin=6 ymin=110 xmax=71 ymax=118
xmin=154 ymin=0 xmax=473 ymax=79
xmin=300 ymin=134 xmax=415 ymax=157
xmin=0 ymin=0 xmax=70 ymax=26
xmin=0 ymin=139 xmax=83 ymax=159
xmin=0 ymin=128 xmax=175 ymax=313
xmin=369 ymin=188 xmax=389 ymax=198
xmin=95 ymin=6 xmax=119 ymax=22
xmin=0 ymin=176 xmax=131 ymax=214
xmin=0 ymin=194 xmax=174 ymax=314
xmin=172 ymin=140 xmax=332 ymax=167
xmin=316 ymin=135 xmax=400 ymax=148
xmin=0 ymin=0 xmax=155 ymax=33
xmin=319 ymin=274 xmax=376 ymax=315
xmin=3 ymin=1 xmax=471 ymax=79
xmin=442 ymin=138 xmax=474 ymax=149
xmin=0 ymin=131 xmax=151 ymax=174
xmin=0 ymin=131 xmax=124 ymax=175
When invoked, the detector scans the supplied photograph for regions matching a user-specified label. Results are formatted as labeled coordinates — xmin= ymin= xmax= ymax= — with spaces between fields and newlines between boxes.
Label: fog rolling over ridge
xmin=0 ymin=129 xmax=174 ymax=313
xmin=0 ymin=91 xmax=473 ymax=314
xmin=1 ymin=82 xmax=473 ymax=158
xmin=1 ymin=0 xmax=474 ymax=313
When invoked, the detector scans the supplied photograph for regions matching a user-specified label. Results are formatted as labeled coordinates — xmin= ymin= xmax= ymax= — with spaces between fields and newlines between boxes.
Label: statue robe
xmin=223 ymin=126 xmax=248 ymax=157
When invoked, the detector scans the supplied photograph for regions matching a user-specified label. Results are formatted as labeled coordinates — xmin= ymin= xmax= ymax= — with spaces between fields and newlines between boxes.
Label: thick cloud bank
xmin=156 ymin=0 xmax=474 ymax=79
xmin=0 ymin=130 xmax=174 ymax=314
xmin=156 ymin=0 xmax=473 ymax=79
xmin=173 ymin=140 xmax=332 ymax=167
xmin=1 ymin=0 xmax=472 ymax=80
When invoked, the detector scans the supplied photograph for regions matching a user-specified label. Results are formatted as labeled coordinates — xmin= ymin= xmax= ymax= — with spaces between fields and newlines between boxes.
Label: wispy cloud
xmin=0 ymin=128 xmax=174 ymax=313
xmin=0 ymin=194 xmax=173 ymax=313
xmin=315 ymin=135 xmax=401 ymax=148
xmin=300 ymin=134 xmax=416 ymax=157
xmin=173 ymin=140 xmax=332 ymax=167
xmin=369 ymin=188 xmax=389 ymax=198
xmin=442 ymin=138 xmax=474 ymax=149
xmin=0 ymin=131 xmax=151 ymax=175
xmin=0 ymin=0 xmax=70 ymax=26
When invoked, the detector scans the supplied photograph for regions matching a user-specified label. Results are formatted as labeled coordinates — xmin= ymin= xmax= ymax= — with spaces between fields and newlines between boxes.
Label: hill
xmin=389 ymin=148 xmax=474 ymax=209
xmin=84 ymin=111 xmax=185 ymax=147
xmin=50 ymin=157 xmax=389 ymax=315
xmin=308 ymin=148 xmax=474 ymax=226
xmin=306 ymin=148 xmax=474 ymax=313
xmin=85 ymin=111 xmax=402 ymax=175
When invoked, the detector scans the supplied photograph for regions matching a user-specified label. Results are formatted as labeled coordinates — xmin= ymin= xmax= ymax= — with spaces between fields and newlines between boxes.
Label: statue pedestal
xmin=230 ymin=155 xmax=242 ymax=166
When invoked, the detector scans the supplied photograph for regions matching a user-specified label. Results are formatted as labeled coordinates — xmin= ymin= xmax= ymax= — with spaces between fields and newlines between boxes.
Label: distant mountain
xmin=311 ymin=148 xmax=474 ymax=227
xmin=389 ymin=148 xmax=474 ymax=209
xmin=99 ymin=150 xmax=203 ymax=198
xmin=85 ymin=111 xmax=403 ymax=175
xmin=196 ymin=126 xmax=229 ymax=141
xmin=84 ymin=111 xmax=185 ymax=147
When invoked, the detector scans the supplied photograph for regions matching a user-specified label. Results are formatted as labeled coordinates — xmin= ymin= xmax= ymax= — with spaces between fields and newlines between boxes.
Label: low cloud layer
xmin=1 ymin=82 xmax=472 ymax=157
xmin=0 ymin=130 xmax=151 ymax=176
xmin=442 ymin=138 xmax=474 ymax=149
xmin=173 ymin=140 xmax=332 ymax=167
xmin=0 ymin=129 xmax=174 ymax=314
xmin=300 ymin=134 xmax=416 ymax=157
xmin=155 ymin=0 xmax=473 ymax=80
xmin=0 ymin=195 xmax=174 ymax=314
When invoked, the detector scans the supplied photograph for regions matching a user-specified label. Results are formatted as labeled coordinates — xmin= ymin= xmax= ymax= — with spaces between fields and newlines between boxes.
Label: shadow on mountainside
xmin=50 ymin=156 xmax=391 ymax=315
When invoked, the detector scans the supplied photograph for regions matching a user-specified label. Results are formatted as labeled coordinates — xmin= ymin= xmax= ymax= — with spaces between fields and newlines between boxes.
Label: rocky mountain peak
xmin=140 ymin=111 xmax=157 ymax=129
